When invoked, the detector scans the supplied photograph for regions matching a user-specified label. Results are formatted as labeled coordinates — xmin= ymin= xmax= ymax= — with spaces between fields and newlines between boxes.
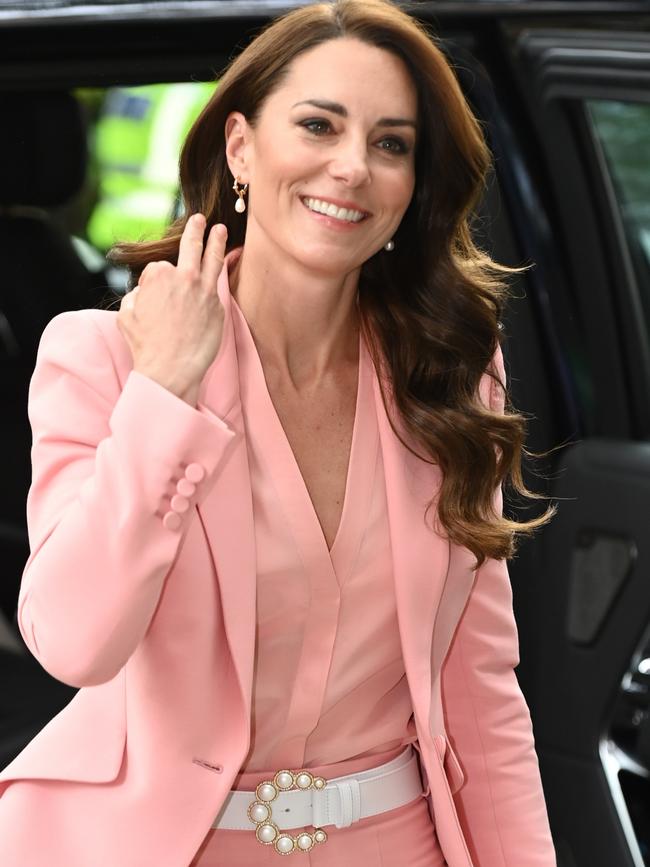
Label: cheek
xmin=383 ymin=173 xmax=415 ymax=219
xmin=257 ymin=136 xmax=315 ymax=187
xmin=399 ymin=166 xmax=416 ymax=206
xmin=249 ymin=162 xmax=305 ymax=220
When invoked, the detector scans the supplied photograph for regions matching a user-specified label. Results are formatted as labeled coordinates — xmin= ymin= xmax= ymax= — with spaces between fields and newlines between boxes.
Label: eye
xmin=299 ymin=118 xmax=332 ymax=135
xmin=378 ymin=137 xmax=409 ymax=155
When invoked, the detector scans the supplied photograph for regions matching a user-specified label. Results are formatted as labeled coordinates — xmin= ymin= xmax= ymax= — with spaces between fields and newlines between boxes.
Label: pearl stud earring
xmin=384 ymin=239 xmax=395 ymax=252
xmin=233 ymin=176 xmax=248 ymax=213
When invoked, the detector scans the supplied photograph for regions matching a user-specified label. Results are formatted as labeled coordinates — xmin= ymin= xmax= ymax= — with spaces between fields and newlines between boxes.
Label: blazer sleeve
xmin=440 ymin=344 xmax=557 ymax=867
xmin=17 ymin=310 xmax=238 ymax=689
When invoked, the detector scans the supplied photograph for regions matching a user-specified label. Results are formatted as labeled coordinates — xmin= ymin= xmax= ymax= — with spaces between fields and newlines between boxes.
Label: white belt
xmin=210 ymin=745 xmax=424 ymax=856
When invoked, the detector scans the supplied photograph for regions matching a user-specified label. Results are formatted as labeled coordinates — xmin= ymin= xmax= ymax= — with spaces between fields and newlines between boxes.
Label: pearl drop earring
xmin=384 ymin=239 xmax=395 ymax=252
xmin=232 ymin=176 xmax=248 ymax=213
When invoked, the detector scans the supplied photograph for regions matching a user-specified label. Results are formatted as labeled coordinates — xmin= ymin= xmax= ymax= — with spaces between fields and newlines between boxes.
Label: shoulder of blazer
xmin=39 ymin=307 xmax=134 ymax=389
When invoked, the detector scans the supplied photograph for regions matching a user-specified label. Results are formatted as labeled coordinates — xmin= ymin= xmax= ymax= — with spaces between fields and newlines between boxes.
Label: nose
xmin=327 ymin=136 xmax=371 ymax=188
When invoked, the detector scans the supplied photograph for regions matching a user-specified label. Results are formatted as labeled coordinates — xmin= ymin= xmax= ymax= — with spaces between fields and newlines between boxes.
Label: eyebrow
xmin=292 ymin=98 xmax=417 ymax=130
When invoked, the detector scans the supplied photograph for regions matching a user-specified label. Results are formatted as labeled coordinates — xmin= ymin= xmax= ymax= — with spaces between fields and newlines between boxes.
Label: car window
xmin=586 ymin=99 xmax=650 ymax=329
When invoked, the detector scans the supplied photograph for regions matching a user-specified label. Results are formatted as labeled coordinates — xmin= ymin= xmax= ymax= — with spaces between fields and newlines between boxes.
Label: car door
xmin=459 ymin=22 xmax=650 ymax=867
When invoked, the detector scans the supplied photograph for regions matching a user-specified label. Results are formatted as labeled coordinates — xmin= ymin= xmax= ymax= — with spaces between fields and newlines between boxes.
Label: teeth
xmin=303 ymin=197 xmax=366 ymax=223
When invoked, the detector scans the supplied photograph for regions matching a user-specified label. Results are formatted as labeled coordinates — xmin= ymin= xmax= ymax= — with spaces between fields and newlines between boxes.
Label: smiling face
xmin=225 ymin=36 xmax=418 ymax=276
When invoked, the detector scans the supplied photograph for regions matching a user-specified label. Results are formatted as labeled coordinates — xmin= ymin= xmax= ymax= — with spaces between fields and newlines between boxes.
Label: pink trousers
xmin=189 ymin=747 xmax=447 ymax=866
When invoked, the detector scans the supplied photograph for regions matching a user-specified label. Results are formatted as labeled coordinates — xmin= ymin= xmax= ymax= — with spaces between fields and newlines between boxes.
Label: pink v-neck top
xmin=226 ymin=254 xmax=416 ymax=783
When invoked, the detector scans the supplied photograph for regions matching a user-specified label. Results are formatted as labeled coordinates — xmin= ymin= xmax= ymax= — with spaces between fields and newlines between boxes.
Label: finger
xmin=177 ymin=213 xmax=206 ymax=276
xmin=139 ymin=263 xmax=155 ymax=283
xmin=120 ymin=286 xmax=139 ymax=312
xmin=201 ymin=224 xmax=227 ymax=291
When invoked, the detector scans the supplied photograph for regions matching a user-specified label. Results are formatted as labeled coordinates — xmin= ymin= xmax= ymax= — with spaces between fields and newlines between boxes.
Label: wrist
xmin=133 ymin=366 xmax=200 ymax=407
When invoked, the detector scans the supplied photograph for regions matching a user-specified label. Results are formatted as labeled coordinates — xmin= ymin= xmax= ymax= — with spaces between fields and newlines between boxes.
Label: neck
xmin=228 ymin=233 xmax=361 ymax=391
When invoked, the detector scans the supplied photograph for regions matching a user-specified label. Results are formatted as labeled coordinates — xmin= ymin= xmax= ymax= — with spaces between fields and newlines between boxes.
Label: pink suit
xmin=0 ymin=246 xmax=556 ymax=866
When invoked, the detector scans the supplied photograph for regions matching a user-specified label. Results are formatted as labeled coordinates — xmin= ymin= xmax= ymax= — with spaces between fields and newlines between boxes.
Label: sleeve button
xmin=163 ymin=511 xmax=183 ymax=531
xmin=176 ymin=478 xmax=196 ymax=498
xmin=171 ymin=494 xmax=190 ymax=514
xmin=185 ymin=463 xmax=206 ymax=484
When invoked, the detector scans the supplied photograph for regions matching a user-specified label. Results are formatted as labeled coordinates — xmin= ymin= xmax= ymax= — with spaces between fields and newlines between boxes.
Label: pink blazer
xmin=0 ymin=256 xmax=556 ymax=867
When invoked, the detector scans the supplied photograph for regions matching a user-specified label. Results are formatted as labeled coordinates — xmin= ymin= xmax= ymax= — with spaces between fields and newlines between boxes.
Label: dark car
xmin=1 ymin=2 xmax=649 ymax=865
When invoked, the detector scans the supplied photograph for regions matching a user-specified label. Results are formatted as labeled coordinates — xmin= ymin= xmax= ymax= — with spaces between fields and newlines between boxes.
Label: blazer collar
xmin=372 ymin=365 xmax=451 ymax=725
xmin=196 ymin=246 xmax=244 ymax=420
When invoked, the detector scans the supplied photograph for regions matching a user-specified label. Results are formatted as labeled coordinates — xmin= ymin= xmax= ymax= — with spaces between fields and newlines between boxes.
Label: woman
xmin=0 ymin=1 xmax=556 ymax=865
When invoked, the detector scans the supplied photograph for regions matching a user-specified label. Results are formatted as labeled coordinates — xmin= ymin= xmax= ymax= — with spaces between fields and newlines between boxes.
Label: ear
xmin=224 ymin=111 xmax=252 ymax=183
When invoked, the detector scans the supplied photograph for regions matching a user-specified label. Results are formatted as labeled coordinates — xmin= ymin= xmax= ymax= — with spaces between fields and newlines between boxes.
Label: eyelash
xmin=298 ymin=118 xmax=410 ymax=155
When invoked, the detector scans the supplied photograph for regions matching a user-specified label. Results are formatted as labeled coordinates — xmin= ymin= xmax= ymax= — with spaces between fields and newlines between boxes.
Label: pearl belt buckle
xmin=247 ymin=768 xmax=329 ymax=856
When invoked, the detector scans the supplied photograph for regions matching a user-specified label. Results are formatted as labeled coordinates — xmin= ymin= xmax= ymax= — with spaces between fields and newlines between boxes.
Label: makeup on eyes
xmin=291 ymin=98 xmax=417 ymax=130
xmin=295 ymin=117 xmax=413 ymax=155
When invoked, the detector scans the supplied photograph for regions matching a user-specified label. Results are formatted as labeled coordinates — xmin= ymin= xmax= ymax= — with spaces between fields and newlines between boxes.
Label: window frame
xmin=505 ymin=27 xmax=650 ymax=439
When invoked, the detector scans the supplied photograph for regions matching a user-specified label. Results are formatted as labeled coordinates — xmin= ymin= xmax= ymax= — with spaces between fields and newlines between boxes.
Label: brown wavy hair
xmin=107 ymin=0 xmax=554 ymax=567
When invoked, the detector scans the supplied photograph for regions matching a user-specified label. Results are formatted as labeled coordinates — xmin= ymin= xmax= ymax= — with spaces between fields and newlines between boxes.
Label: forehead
xmin=268 ymin=37 xmax=418 ymax=116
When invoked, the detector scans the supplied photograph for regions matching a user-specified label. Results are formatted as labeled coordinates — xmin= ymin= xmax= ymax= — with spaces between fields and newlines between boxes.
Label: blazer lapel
xmin=194 ymin=247 xmax=257 ymax=721
xmin=372 ymin=367 xmax=450 ymax=729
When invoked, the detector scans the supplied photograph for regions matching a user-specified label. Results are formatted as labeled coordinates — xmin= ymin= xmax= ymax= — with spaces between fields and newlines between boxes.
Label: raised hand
xmin=117 ymin=214 xmax=228 ymax=406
